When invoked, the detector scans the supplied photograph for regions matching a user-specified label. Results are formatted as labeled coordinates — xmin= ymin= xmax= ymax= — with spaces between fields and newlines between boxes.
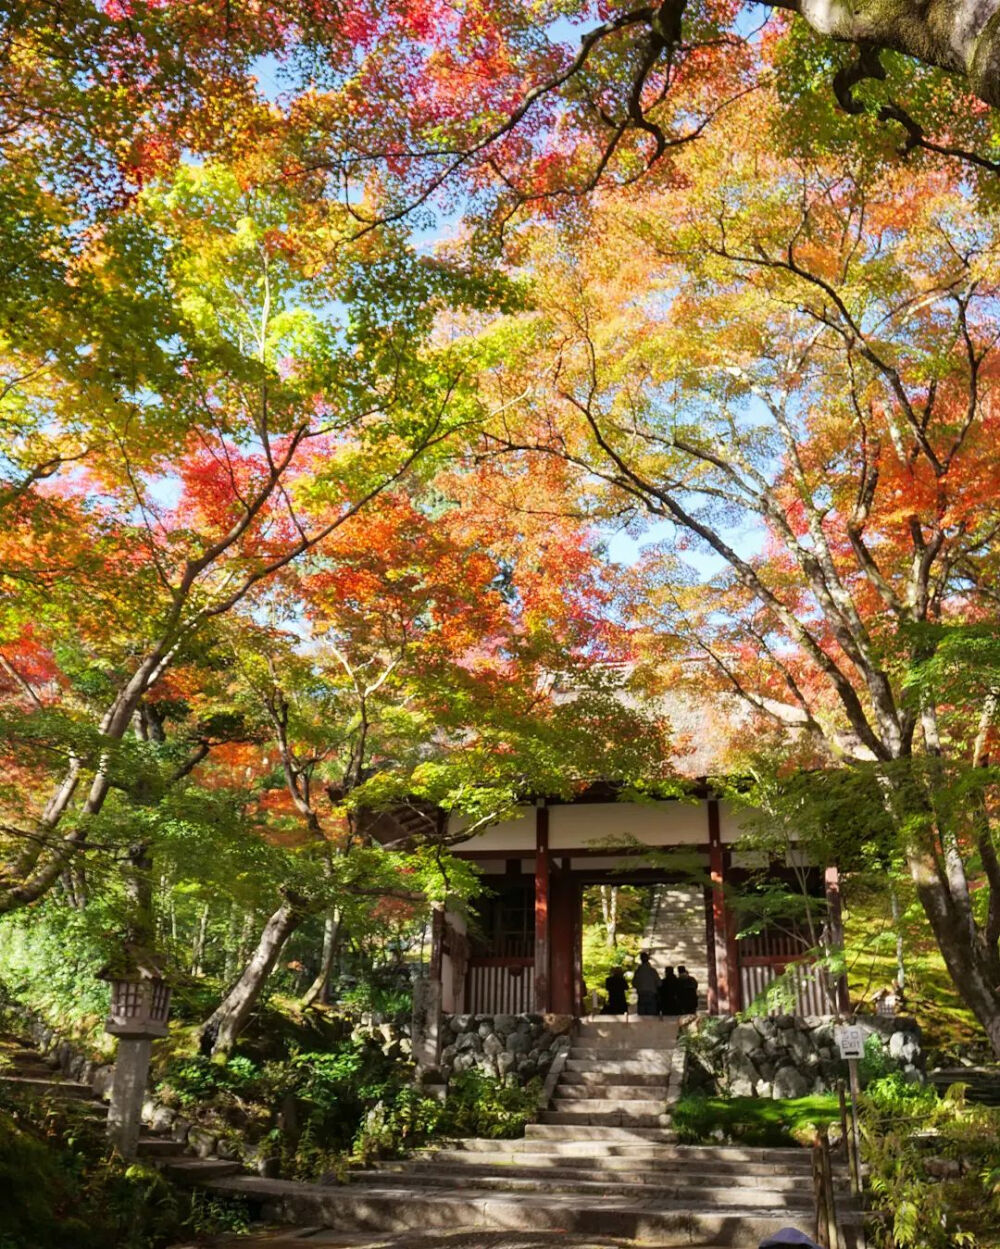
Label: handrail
xmin=838 ymin=1082 xmax=861 ymax=1200
xmin=812 ymin=1126 xmax=840 ymax=1249
xmin=834 ymin=1081 xmax=869 ymax=1249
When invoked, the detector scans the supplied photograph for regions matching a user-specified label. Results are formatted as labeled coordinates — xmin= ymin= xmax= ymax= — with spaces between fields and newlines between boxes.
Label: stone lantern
xmin=98 ymin=948 xmax=171 ymax=1158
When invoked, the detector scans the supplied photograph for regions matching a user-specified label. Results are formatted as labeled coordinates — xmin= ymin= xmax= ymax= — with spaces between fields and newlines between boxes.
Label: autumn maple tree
xmin=5 ymin=0 xmax=1000 ymax=253
xmin=0 ymin=155 xmax=508 ymax=917
xmin=192 ymin=480 xmax=668 ymax=1052
xmin=4 ymin=0 xmax=1000 ymax=1059
xmin=471 ymin=92 xmax=1000 ymax=1050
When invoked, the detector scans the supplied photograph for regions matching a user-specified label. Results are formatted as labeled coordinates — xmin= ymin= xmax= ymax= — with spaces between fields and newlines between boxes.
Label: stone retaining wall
xmin=681 ymin=1013 xmax=923 ymax=1098
xmin=439 ymin=1012 xmax=574 ymax=1086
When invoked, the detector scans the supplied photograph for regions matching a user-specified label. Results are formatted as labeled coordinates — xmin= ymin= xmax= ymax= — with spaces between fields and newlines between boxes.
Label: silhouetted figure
xmin=658 ymin=966 xmax=679 ymax=1016
xmin=604 ymin=966 xmax=628 ymax=1014
xmin=632 ymin=951 xmax=660 ymax=1016
xmin=759 ymin=1229 xmax=823 ymax=1249
xmin=675 ymin=965 xmax=698 ymax=1015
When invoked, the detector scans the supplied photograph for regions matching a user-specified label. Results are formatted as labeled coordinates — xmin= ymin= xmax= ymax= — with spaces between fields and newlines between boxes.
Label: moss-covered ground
xmin=842 ymin=879 xmax=986 ymax=1060
xmin=672 ymin=1092 xmax=840 ymax=1146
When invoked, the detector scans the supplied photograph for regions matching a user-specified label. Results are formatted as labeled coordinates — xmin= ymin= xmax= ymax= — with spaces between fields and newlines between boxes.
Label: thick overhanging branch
xmin=769 ymin=0 xmax=1000 ymax=109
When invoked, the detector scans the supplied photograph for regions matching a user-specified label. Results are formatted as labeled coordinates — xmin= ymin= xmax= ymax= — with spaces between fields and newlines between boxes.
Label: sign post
xmin=835 ymin=1024 xmax=865 ymax=1201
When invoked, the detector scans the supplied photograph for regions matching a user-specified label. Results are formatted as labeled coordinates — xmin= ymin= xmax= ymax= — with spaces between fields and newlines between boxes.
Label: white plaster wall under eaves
xmin=448 ymin=796 xmax=757 ymax=854
xmin=447 ymin=805 xmax=535 ymax=852
xmin=548 ymin=800 xmax=707 ymax=849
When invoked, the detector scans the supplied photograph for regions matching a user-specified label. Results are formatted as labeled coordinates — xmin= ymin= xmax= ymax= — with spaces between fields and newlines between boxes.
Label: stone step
xmin=161 ymin=1158 xmax=244 ymax=1183
xmin=929 ymin=1069 xmax=1000 ymax=1104
xmin=576 ymin=1022 xmax=679 ymax=1037
xmin=388 ymin=1157 xmax=828 ymax=1190
xmin=525 ymin=1122 xmax=676 ymax=1141
xmin=137 ymin=1136 xmax=187 ymax=1158
xmin=551 ymin=1097 xmax=667 ymax=1114
xmin=5 ymin=1063 xmax=57 ymax=1080
xmin=521 ymin=1130 xmax=814 ymax=1165
xmin=558 ymin=1069 xmax=669 ymax=1088
xmin=351 ymin=1168 xmax=814 ymax=1209
xmin=198 ymin=1174 xmax=821 ymax=1246
xmin=7 ymin=1048 xmax=53 ymax=1066
xmin=0 ymin=1074 xmax=95 ymax=1099
xmin=564 ymin=1059 xmax=672 ymax=1075
xmin=553 ymin=1083 xmax=668 ymax=1100
xmin=417 ymin=1145 xmax=816 ymax=1174
xmin=539 ymin=1109 xmax=672 ymax=1128
xmin=569 ymin=1047 xmax=673 ymax=1060
xmin=74 ymin=1105 xmax=110 ymax=1122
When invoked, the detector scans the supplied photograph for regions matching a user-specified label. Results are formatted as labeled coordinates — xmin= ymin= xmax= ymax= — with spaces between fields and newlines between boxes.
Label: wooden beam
xmin=534 ymin=804 xmax=550 ymax=1014
xmin=451 ymin=845 xmax=711 ymax=861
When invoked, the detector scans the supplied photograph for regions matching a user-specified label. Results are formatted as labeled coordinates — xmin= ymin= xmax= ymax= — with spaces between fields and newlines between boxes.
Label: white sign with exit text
xmin=836 ymin=1025 xmax=865 ymax=1059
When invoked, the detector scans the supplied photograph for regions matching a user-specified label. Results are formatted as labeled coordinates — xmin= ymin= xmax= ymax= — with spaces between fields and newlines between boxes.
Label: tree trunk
xmin=124 ymin=842 xmax=154 ymax=947
xmin=60 ymin=865 xmax=87 ymax=909
xmin=600 ymin=885 xmax=619 ymax=948
xmin=301 ymin=909 xmax=341 ymax=1009
xmin=889 ymin=884 xmax=905 ymax=989
xmin=909 ymin=860 xmax=1000 ymax=1056
xmin=200 ymin=894 xmax=307 ymax=1057
xmin=222 ymin=903 xmax=241 ymax=981
xmin=191 ymin=902 xmax=210 ymax=976
xmin=771 ymin=0 xmax=1000 ymax=109
xmin=237 ymin=910 xmax=254 ymax=967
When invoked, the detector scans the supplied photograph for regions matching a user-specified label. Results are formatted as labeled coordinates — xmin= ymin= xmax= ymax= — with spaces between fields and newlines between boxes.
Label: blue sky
xmin=243 ymin=26 xmax=764 ymax=585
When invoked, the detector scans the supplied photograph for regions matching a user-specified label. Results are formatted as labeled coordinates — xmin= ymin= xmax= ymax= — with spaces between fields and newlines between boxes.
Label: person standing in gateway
xmin=632 ymin=951 xmax=660 ymax=1015
xmin=675 ymin=965 xmax=699 ymax=1014
xmin=603 ymin=963 xmax=628 ymax=1014
xmin=658 ymin=965 xmax=679 ymax=1016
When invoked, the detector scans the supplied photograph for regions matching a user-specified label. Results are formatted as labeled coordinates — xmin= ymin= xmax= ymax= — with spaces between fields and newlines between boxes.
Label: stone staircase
xmin=928 ymin=1065 xmax=1000 ymax=1106
xmin=0 ymin=1027 xmax=235 ymax=1181
xmin=189 ymin=1017 xmax=843 ymax=1245
xmin=0 ymin=1043 xmax=98 ymax=1101
xmin=644 ymin=884 xmax=709 ymax=1010
xmin=538 ymin=1016 xmax=677 ymax=1132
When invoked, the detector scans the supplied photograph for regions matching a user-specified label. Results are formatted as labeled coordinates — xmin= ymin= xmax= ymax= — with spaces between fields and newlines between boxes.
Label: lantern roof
xmin=97 ymin=943 xmax=168 ymax=983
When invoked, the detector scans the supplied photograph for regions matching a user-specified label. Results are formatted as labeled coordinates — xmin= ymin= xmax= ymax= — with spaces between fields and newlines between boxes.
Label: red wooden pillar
xmin=704 ymin=884 xmax=719 ymax=1015
xmin=824 ymin=864 xmax=850 ymax=1012
xmin=549 ymin=867 xmax=575 ymax=1015
xmin=708 ymin=799 xmax=740 ymax=1013
xmin=534 ymin=804 xmax=550 ymax=1014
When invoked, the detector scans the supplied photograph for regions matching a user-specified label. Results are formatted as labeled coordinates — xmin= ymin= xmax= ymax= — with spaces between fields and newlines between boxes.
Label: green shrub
xmin=858 ymin=1031 xmax=896 ymax=1086
xmin=155 ymin=1038 xmax=426 ymax=1174
xmin=0 ymin=901 xmax=113 ymax=1037
xmin=863 ymin=1080 xmax=1000 ymax=1248
xmin=437 ymin=1070 xmax=541 ymax=1140
xmin=335 ymin=980 xmax=413 ymax=1022
xmin=0 ymin=1103 xmax=248 ymax=1249
xmin=157 ymin=1053 xmax=263 ymax=1107
xmin=353 ymin=1084 xmax=444 ymax=1163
